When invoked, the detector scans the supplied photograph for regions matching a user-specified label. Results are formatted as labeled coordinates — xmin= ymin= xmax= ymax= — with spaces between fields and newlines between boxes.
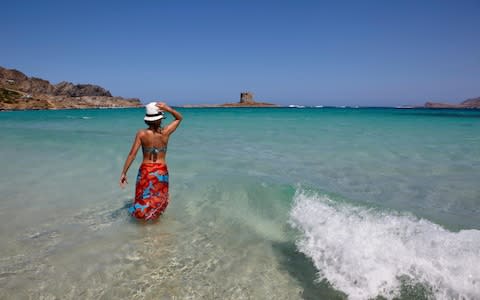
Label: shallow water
xmin=0 ymin=107 xmax=479 ymax=299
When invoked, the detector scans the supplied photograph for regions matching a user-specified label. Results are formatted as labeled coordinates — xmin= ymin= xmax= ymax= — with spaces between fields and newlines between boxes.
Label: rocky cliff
xmin=0 ymin=66 xmax=142 ymax=110
xmin=460 ymin=97 xmax=480 ymax=108
xmin=424 ymin=97 xmax=480 ymax=109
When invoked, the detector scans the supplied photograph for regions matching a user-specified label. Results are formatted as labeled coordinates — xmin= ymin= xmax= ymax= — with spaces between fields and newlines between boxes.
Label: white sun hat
xmin=144 ymin=102 xmax=165 ymax=121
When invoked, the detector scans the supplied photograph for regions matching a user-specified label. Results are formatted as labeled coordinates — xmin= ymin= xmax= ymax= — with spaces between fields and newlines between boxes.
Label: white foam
xmin=66 ymin=116 xmax=92 ymax=119
xmin=289 ymin=190 xmax=480 ymax=300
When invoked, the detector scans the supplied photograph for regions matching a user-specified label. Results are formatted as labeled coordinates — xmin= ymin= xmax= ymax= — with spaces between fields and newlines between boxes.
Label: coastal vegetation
xmin=0 ymin=87 xmax=22 ymax=104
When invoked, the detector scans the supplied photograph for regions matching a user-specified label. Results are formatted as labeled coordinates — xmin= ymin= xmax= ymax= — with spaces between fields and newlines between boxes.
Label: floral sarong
xmin=129 ymin=163 xmax=169 ymax=220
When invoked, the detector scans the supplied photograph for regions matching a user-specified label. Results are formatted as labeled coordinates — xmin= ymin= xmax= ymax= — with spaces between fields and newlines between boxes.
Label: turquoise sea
xmin=0 ymin=107 xmax=479 ymax=299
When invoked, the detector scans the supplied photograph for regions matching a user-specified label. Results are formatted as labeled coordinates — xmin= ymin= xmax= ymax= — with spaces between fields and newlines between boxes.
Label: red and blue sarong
xmin=129 ymin=163 xmax=169 ymax=220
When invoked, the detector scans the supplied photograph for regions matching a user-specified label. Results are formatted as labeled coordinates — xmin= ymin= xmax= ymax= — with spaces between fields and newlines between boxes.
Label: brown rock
xmin=424 ymin=102 xmax=462 ymax=108
xmin=53 ymin=81 xmax=112 ymax=97
xmin=460 ymin=97 xmax=480 ymax=108
xmin=424 ymin=97 xmax=480 ymax=109
xmin=0 ymin=66 xmax=142 ymax=110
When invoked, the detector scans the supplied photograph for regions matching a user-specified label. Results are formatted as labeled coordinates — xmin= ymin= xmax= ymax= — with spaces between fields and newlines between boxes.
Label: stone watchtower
xmin=240 ymin=92 xmax=254 ymax=104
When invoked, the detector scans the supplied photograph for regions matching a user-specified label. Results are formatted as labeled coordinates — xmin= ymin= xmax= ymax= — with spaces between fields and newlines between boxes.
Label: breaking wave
xmin=289 ymin=189 xmax=480 ymax=300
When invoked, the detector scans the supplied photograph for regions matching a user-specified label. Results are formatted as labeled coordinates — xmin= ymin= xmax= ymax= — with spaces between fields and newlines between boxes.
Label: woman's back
xmin=140 ymin=128 xmax=169 ymax=164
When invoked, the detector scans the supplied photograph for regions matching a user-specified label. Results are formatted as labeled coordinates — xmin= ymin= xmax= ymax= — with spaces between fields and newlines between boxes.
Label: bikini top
xmin=142 ymin=145 xmax=167 ymax=161
xmin=142 ymin=145 xmax=167 ymax=154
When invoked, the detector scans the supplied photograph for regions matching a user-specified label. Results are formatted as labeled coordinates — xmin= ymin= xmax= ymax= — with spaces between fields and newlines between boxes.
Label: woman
xmin=120 ymin=102 xmax=182 ymax=220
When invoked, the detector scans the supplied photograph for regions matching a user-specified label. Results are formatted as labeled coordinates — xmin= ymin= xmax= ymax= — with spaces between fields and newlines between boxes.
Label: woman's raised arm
xmin=157 ymin=102 xmax=183 ymax=136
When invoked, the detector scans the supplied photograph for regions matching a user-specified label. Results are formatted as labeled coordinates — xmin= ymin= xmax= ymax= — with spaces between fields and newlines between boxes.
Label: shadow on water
xmin=110 ymin=200 xmax=132 ymax=219
xmin=272 ymin=241 xmax=347 ymax=300
xmin=112 ymin=199 xmax=163 ymax=225
xmin=108 ymin=199 xmax=139 ymax=224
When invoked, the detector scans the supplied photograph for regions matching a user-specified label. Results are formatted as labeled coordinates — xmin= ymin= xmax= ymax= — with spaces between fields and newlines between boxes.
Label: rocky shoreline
xmin=0 ymin=66 xmax=142 ymax=110
xmin=423 ymin=97 xmax=480 ymax=109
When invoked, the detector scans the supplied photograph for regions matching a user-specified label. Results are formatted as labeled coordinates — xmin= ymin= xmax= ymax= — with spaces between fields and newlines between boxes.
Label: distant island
xmin=0 ymin=66 xmax=142 ymax=110
xmin=181 ymin=92 xmax=278 ymax=108
xmin=423 ymin=97 xmax=480 ymax=109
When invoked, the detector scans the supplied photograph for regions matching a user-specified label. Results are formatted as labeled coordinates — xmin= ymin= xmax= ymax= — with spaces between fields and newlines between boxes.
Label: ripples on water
xmin=0 ymin=108 xmax=479 ymax=299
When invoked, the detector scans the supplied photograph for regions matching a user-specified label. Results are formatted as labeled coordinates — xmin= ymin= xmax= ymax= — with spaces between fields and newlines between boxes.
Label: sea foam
xmin=289 ymin=189 xmax=480 ymax=300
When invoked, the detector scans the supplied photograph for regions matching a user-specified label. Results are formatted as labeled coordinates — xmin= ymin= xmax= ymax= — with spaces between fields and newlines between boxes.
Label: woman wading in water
xmin=120 ymin=102 xmax=182 ymax=220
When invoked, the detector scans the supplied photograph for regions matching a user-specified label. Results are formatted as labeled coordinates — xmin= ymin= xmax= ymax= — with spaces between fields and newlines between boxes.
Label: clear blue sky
xmin=2 ymin=0 xmax=479 ymax=106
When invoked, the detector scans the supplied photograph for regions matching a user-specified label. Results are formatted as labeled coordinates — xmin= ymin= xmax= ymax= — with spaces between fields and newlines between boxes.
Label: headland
xmin=0 ymin=66 xmax=142 ymax=110
xmin=422 ymin=97 xmax=480 ymax=109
